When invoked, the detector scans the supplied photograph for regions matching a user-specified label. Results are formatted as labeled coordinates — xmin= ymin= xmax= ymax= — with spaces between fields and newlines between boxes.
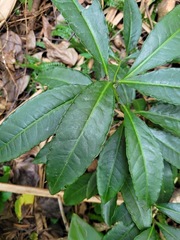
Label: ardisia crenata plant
xmin=0 ymin=0 xmax=180 ymax=239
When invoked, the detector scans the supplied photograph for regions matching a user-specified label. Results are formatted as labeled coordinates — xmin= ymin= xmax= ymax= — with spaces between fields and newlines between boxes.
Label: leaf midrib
xmin=155 ymin=137 xmax=180 ymax=155
xmin=120 ymin=80 xmax=180 ymax=89
xmin=52 ymin=82 xmax=112 ymax=190
xmin=157 ymin=205 xmax=180 ymax=216
xmin=66 ymin=0 xmax=108 ymax=75
xmin=137 ymin=110 xmax=180 ymax=122
xmin=0 ymin=98 xmax=75 ymax=153
xmin=125 ymin=28 xmax=180 ymax=78
xmin=124 ymin=107 xmax=149 ymax=202
xmin=126 ymin=0 xmax=133 ymax=53
xmin=104 ymin=128 xmax=123 ymax=199
xmin=126 ymin=182 xmax=149 ymax=226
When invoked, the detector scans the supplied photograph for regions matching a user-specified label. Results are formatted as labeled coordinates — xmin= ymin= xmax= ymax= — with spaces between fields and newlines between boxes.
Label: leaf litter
xmin=0 ymin=0 xmax=179 ymax=239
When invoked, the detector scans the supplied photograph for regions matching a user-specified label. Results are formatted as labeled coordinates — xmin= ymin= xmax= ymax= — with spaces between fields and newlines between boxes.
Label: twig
xmin=0 ymin=183 xmax=124 ymax=204
xmin=58 ymin=197 xmax=70 ymax=232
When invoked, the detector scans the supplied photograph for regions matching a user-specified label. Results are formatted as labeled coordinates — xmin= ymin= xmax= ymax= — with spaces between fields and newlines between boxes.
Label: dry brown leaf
xmin=2 ymin=70 xmax=29 ymax=102
xmin=42 ymin=16 xmax=53 ymax=39
xmin=158 ymin=0 xmax=176 ymax=20
xmin=106 ymin=7 xmax=118 ymax=24
xmin=112 ymin=12 xmax=123 ymax=26
xmin=87 ymin=159 xmax=98 ymax=172
xmin=16 ymin=74 xmax=30 ymax=96
xmin=0 ymin=97 xmax=7 ymax=115
xmin=26 ymin=30 xmax=36 ymax=50
xmin=2 ymin=69 xmax=17 ymax=102
xmin=0 ymin=31 xmax=22 ymax=54
xmin=170 ymin=189 xmax=180 ymax=203
xmin=114 ymin=34 xmax=124 ymax=48
xmin=0 ymin=31 xmax=23 ymax=71
xmin=0 ymin=0 xmax=17 ymax=28
xmin=44 ymin=37 xmax=78 ymax=66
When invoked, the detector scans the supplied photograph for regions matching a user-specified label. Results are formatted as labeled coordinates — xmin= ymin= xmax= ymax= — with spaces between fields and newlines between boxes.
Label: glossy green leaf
xmin=137 ymin=104 xmax=180 ymax=137
xmin=46 ymin=81 xmax=114 ymax=194
xmin=157 ymin=223 xmax=180 ymax=240
xmin=157 ymin=161 xmax=174 ymax=203
xmin=103 ymin=222 xmax=139 ymax=240
xmin=111 ymin=203 xmax=133 ymax=226
xmin=97 ymin=125 xmax=128 ymax=202
xmin=86 ymin=171 xmax=98 ymax=199
xmin=150 ymin=129 xmax=180 ymax=168
xmin=0 ymin=85 xmax=84 ymax=163
xmin=123 ymin=107 xmax=164 ymax=205
xmin=101 ymin=196 xmax=117 ymax=226
xmin=133 ymin=98 xmax=146 ymax=111
xmin=156 ymin=203 xmax=180 ymax=224
xmin=121 ymin=68 xmax=180 ymax=105
xmin=126 ymin=5 xmax=180 ymax=77
xmin=52 ymin=0 xmax=109 ymax=75
xmin=108 ymin=64 xmax=135 ymax=105
xmin=121 ymin=177 xmax=152 ymax=230
xmin=117 ymin=84 xmax=135 ymax=106
xmin=68 ymin=214 xmax=103 ymax=240
xmin=134 ymin=226 xmax=160 ymax=240
xmin=37 ymin=66 xmax=91 ymax=88
xmin=64 ymin=173 xmax=92 ymax=205
xmin=123 ymin=0 xmax=142 ymax=53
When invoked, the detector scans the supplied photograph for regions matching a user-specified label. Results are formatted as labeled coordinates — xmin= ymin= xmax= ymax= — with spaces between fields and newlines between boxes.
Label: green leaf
xmin=15 ymin=194 xmax=34 ymax=221
xmin=157 ymin=161 xmax=174 ymax=203
xmin=117 ymin=84 xmax=135 ymax=106
xmin=37 ymin=66 xmax=91 ymax=88
xmin=137 ymin=104 xmax=180 ymax=137
xmin=97 ymin=125 xmax=128 ymax=202
xmin=121 ymin=177 xmax=152 ymax=230
xmin=0 ymin=166 xmax=12 ymax=212
xmin=0 ymin=192 xmax=12 ymax=213
xmin=46 ymin=81 xmax=114 ymax=194
xmin=68 ymin=214 xmax=103 ymax=240
xmin=86 ymin=171 xmax=98 ymax=199
xmin=111 ymin=203 xmax=133 ymax=226
xmin=156 ymin=203 xmax=180 ymax=224
xmin=134 ymin=226 xmax=160 ymax=240
xmin=52 ymin=0 xmax=109 ymax=75
xmin=108 ymin=64 xmax=135 ymax=106
xmin=133 ymin=98 xmax=146 ymax=111
xmin=64 ymin=173 xmax=92 ymax=205
xmin=121 ymin=68 xmax=180 ymax=105
xmin=126 ymin=5 xmax=180 ymax=76
xmin=157 ymin=223 xmax=180 ymax=240
xmin=123 ymin=0 xmax=142 ymax=53
xmin=0 ymin=166 xmax=11 ymax=183
xmin=103 ymin=222 xmax=139 ymax=240
xmin=123 ymin=107 xmax=164 ymax=205
xmin=101 ymin=196 xmax=117 ymax=226
xmin=0 ymin=85 xmax=84 ymax=163
xmin=150 ymin=128 xmax=180 ymax=168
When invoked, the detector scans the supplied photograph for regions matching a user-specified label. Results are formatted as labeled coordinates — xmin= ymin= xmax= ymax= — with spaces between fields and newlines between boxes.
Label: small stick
xmin=0 ymin=183 xmax=124 ymax=204
xmin=58 ymin=197 xmax=70 ymax=232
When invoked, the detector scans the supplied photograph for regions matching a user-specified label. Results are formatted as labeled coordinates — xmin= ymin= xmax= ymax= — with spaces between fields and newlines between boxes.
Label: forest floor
xmin=0 ymin=0 xmax=179 ymax=239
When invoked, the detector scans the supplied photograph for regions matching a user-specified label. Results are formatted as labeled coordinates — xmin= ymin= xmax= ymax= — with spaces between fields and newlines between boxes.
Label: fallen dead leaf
xmin=44 ymin=37 xmax=78 ymax=66
xmin=42 ymin=16 xmax=53 ymax=39
xmin=26 ymin=30 xmax=36 ymax=50
xmin=158 ymin=0 xmax=176 ymax=20
xmin=2 ymin=69 xmax=29 ymax=102
xmin=0 ymin=0 xmax=17 ymax=28
xmin=0 ymin=31 xmax=22 ymax=55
